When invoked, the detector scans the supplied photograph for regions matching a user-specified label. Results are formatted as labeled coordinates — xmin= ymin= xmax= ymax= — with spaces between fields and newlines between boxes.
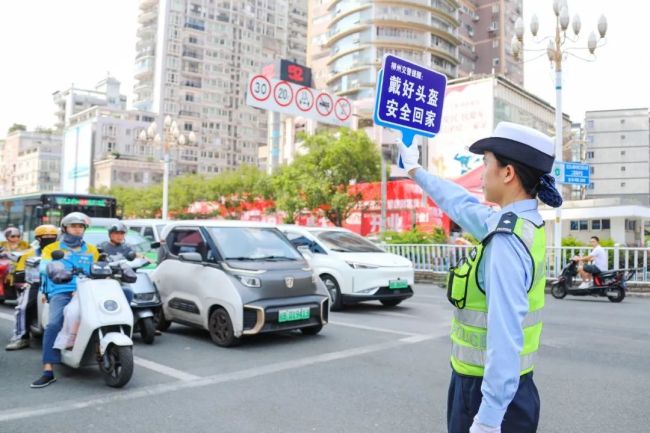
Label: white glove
xmin=398 ymin=142 xmax=421 ymax=173
xmin=469 ymin=418 xmax=501 ymax=433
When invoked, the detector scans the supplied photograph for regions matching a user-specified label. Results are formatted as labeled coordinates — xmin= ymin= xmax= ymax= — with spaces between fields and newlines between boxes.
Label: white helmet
xmin=60 ymin=212 xmax=90 ymax=232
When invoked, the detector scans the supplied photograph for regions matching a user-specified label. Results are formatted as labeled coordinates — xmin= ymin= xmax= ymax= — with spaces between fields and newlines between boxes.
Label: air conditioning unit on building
xmin=472 ymin=14 xmax=479 ymax=22
xmin=489 ymin=23 xmax=498 ymax=32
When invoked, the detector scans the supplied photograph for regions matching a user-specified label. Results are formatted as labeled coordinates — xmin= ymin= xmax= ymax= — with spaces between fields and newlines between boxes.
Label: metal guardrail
xmin=382 ymin=244 xmax=650 ymax=282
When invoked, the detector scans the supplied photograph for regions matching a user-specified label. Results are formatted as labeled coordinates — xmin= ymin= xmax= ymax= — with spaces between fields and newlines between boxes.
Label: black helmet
xmin=108 ymin=222 xmax=128 ymax=234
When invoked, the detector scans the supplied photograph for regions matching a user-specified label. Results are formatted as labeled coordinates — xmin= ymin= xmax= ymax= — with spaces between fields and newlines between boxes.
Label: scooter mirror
xmin=51 ymin=250 xmax=65 ymax=260
xmin=150 ymin=241 xmax=161 ymax=249
xmin=125 ymin=250 xmax=137 ymax=261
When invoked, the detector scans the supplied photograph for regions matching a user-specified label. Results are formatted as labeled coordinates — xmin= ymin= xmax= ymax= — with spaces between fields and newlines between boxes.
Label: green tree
xmin=8 ymin=123 xmax=26 ymax=134
xmin=273 ymin=128 xmax=381 ymax=226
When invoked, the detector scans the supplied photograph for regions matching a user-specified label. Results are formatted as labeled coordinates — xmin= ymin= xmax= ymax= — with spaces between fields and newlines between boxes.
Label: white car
xmin=124 ymin=219 xmax=171 ymax=243
xmin=279 ymin=226 xmax=414 ymax=310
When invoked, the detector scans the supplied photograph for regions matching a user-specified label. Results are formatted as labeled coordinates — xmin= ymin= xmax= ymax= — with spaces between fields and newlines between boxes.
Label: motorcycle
xmin=31 ymin=250 xmax=135 ymax=388
xmin=108 ymin=252 xmax=162 ymax=345
xmin=0 ymin=248 xmax=31 ymax=303
xmin=550 ymin=259 xmax=636 ymax=303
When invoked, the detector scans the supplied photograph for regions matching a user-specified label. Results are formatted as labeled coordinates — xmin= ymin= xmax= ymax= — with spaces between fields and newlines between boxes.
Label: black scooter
xmin=550 ymin=259 xmax=636 ymax=303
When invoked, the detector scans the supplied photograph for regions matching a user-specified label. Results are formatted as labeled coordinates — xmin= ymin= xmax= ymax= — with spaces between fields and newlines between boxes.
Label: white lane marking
xmin=0 ymin=334 xmax=434 ymax=422
xmin=0 ymin=311 xmax=200 ymax=382
xmin=328 ymin=320 xmax=423 ymax=337
xmin=134 ymin=356 xmax=200 ymax=381
xmin=373 ymin=311 xmax=416 ymax=319
xmin=412 ymin=294 xmax=440 ymax=299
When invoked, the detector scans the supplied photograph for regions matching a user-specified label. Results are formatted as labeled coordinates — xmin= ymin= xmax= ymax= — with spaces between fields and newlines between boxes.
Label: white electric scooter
xmin=30 ymin=251 xmax=135 ymax=388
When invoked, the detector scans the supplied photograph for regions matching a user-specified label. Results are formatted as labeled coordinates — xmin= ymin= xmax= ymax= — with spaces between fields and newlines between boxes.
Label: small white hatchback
xmin=279 ymin=226 xmax=414 ymax=310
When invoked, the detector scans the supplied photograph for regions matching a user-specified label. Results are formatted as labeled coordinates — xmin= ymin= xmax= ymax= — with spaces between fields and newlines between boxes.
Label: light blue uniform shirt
xmin=414 ymin=168 xmax=543 ymax=427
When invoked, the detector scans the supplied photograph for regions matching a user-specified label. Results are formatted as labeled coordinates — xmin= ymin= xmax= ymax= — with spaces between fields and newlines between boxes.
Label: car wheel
xmin=320 ymin=274 xmax=343 ymax=311
xmin=208 ymin=307 xmax=241 ymax=347
xmin=300 ymin=325 xmax=323 ymax=336
xmin=154 ymin=308 xmax=172 ymax=332
xmin=380 ymin=299 xmax=402 ymax=307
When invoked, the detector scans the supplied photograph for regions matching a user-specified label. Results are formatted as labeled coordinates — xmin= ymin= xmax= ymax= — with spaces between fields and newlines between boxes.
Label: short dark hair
xmin=494 ymin=154 xmax=545 ymax=198
xmin=591 ymin=236 xmax=600 ymax=243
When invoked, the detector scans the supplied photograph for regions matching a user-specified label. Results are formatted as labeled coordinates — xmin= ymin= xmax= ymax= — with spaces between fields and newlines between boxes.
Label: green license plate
xmin=278 ymin=307 xmax=311 ymax=323
xmin=389 ymin=280 xmax=409 ymax=290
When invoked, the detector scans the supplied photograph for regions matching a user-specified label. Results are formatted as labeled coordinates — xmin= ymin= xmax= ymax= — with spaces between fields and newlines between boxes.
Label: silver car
xmin=152 ymin=221 xmax=329 ymax=347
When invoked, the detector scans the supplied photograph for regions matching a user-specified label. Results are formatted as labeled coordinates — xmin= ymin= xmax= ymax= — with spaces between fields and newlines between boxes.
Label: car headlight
xmin=237 ymin=275 xmax=261 ymax=288
xmin=346 ymin=261 xmax=380 ymax=270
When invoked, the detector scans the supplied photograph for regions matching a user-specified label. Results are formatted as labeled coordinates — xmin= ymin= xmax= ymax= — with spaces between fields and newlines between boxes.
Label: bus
xmin=0 ymin=193 xmax=117 ymax=240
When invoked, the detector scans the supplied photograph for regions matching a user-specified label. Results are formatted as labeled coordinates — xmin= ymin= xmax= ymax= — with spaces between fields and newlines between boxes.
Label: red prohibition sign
xmin=273 ymin=80 xmax=294 ymax=107
xmin=295 ymin=87 xmax=314 ymax=112
xmin=315 ymin=93 xmax=334 ymax=116
xmin=334 ymin=97 xmax=352 ymax=121
xmin=249 ymin=75 xmax=271 ymax=102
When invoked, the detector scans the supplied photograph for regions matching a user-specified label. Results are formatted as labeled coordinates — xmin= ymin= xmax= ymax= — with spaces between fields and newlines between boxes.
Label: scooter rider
xmin=99 ymin=222 xmax=135 ymax=258
xmin=30 ymin=213 xmax=99 ymax=389
xmin=1 ymin=227 xmax=30 ymax=252
xmin=5 ymin=225 xmax=59 ymax=351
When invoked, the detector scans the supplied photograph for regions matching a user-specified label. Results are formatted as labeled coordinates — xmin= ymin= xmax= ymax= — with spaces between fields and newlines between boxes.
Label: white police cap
xmin=469 ymin=122 xmax=555 ymax=173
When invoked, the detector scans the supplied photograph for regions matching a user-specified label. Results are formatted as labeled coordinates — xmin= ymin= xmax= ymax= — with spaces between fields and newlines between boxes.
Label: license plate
xmin=389 ymin=279 xmax=409 ymax=290
xmin=278 ymin=307 xmax=310 ymax=323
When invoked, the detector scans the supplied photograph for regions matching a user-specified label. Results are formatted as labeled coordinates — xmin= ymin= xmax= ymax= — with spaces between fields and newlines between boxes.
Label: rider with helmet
xmin=99 ymin=222 xmax=135 ymax=258
xmin=5 ymin=225 xmax=59 ymax=351
xmin=30 ymin=212 xmax=99 ymax=388
xmin=1 ymin=227 xmax=30 ymax=252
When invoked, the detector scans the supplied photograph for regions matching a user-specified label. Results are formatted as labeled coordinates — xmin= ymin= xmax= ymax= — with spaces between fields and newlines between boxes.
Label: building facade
xmin=457 ymin=0 xmax=523 ymax=85
xmin=62 ymin=106 xmax=160 ymax=193
xmin=0 ymin=130 xmax=62 ymax=196
xmin=584 ymin=108 xmax=650 ymax=204
xmin=132 ymin=0 xmax=308 ymax=175
xmin=53 ymin=76 xmax=127 ymax=131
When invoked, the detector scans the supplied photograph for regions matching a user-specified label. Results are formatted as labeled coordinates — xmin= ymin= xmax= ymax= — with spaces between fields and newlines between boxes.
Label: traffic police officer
xmin=399 ymin=122 xmax=562 ymax=433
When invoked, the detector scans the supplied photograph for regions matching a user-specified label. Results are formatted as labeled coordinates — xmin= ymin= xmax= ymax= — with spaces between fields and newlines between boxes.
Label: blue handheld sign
xmin=373 ymin=54 xmax=447 ymax=149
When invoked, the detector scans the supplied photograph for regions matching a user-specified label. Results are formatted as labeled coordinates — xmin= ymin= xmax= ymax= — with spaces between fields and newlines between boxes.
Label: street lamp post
xmin=512 ymin=0 xmax=607 ymax=276
xmin=139 ymin=115 xmax=197 ymax=220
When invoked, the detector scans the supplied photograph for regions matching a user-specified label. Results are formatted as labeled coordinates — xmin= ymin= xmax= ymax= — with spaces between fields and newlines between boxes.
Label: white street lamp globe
xmin=154 ymin=134 xmax=162 ymax=145
xmin=511 ymin=36 xmax=521 ymax=57
xmin=178 ymin=134 xmax=187 ymax=146
xmin=588 ymin=31 xmax=598 ymax=54
xmin=172 ymin=126 xmax=180 ymax=138
xmin=188 ymin=131 xmax=197 ymax=144
xmin=553 ymin=0 xmax=561 ymax=16
xmin=515 ymin=17 xmax=524 ymax=41
xmin=530 ymin=14 xmax=540 ymax=37
xmin=139 ymin=130 xmax=147 ymax=141
xmin=147 ymin=125 xmax=155 ymax=139
xmin=572 ymin=14 xmax=581 ymax=35
xmin=164 ymin=115 xmax=172 ymax=127
xmin=170 ymin=120 xmax=178 ymax=131
xmin=598 ymin=15 xmax=607 ymax=38
xmin=559 ymin=7 xmax=570 ymax=31
xmin=547 ymin=39 xmax=555 ymax=62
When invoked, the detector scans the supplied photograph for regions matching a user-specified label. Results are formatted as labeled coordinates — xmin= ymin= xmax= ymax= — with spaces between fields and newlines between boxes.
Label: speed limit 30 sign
xmin=249 ymin=75 xmax=271 ymax=102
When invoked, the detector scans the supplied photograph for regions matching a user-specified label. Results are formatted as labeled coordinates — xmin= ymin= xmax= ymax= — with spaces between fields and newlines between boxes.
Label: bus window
xmin=9 ymin=201 xmax=24 ymax=231
xmin=0 ymin=203 xmax=9 ymax=229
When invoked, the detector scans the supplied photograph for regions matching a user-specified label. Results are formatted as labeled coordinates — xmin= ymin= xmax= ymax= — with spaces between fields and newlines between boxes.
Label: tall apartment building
xmin=457 ymin=0 xmax=523 ymax=85
xmin=0 ymin=130 xmax=62 ymax=196
xmin=584 ymin=108 xmax=650 ymax=204
xmin=52 ymin=76 xmax=127 ymax=130
xmin=132 ymin=0 xmax=308 ymax=175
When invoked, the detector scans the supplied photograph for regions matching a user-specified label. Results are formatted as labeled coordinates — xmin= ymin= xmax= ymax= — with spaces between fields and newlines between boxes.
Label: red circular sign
xmin=315 ymin=93 xmax=334 ymax=116
xmin=273 ymin=81 xmax=294 ymax=107
xmin=334 ymin=97 xmax=352 ymax=121
xmin=295 ymin=87 xmax=314 ymax=112
xmin=249 ymin=75 xmax=271 ymax=102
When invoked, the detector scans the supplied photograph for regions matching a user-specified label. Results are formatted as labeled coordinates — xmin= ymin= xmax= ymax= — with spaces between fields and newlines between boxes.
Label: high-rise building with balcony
xmin=457 ymin=0 xmax=523 ymax=86
xmin=133 ymin=0 xmax=308 ymax=175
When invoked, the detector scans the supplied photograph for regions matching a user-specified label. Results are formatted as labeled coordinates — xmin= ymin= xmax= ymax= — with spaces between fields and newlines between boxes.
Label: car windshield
xmin=315 ymin=230 xmax=384 ymax=253
xmin=208 ymin=227 xmax=302 ymax=261
xmin=83 ymin=231 xmax=152 ymax=253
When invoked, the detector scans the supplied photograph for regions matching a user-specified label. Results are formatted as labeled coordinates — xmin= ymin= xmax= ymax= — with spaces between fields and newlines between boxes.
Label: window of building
xmin=586 ymin=119 xmax=594 ymax=129
xmin=590 ymin=166 xmax=595 ymax=175
xmin=492 ymin=39 xmax=499 ymax=48
xmin=620 ymin=119 xmax=626 ymax=124
xmin=586 ymin=151 xmax=594 ymax=159
xmin=592 ymin=220 xmax=601 ymax=230
xmin=621 ymin=166 xmax=626 ymax=171
xmin=621 ymin=182 xmax=626 ymax=187
xmin=621 ymin=134 xmax=626 ymax=140
xmin=587 ymin=182 xmax=595 ymax=190
xmin=570 ymin=220 xmax=589 ymax=231
xmin=621 ymin=150 xmax=626 ymax=156
xmin=625 ymin=219 xmax=637 ymax=231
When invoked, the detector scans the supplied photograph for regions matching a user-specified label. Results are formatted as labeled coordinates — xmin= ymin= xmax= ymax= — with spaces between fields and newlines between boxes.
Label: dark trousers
xmin=447 ymin=370 xmax=540 ymax=433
